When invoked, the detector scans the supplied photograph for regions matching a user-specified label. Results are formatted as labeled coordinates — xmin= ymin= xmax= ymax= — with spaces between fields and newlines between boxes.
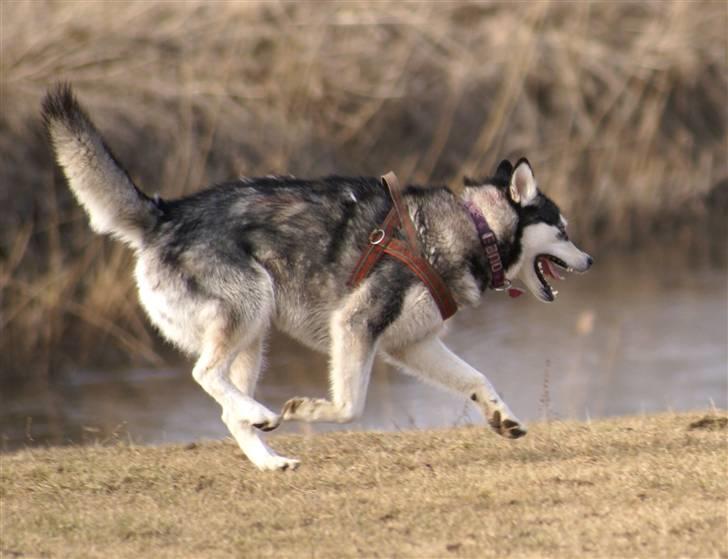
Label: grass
xmin=1 ymin=412 xmax=726 ymax=558
xmin=1 ymin=0 xmax=726 ymax=376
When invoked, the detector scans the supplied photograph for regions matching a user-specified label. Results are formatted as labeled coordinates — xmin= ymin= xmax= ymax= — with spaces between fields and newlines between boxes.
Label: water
xmin=2 ymin=249 xmax=726 ymax=451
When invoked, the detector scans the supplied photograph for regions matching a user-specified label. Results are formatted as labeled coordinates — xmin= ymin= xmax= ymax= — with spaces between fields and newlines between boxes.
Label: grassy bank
xmin=1 ymin=0 xmax=726 ymax=377
xmin=1 ymin=412 xmax=726 ymax=558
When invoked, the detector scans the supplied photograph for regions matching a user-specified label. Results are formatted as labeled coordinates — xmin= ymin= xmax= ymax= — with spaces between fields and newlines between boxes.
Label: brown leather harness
xmin=347 ymin=172 xmax=459 ymax=320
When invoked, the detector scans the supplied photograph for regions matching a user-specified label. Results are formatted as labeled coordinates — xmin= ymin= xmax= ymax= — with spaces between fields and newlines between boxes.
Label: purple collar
xmin=464 ymin=202 xmax=525 ymax=298
xmin=464 ymin=201 xmax=510 ymax=291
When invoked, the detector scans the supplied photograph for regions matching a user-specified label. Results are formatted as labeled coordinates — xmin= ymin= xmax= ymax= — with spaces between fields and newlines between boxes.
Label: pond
xmin=2 ymin=246 xmax=726 ymax=450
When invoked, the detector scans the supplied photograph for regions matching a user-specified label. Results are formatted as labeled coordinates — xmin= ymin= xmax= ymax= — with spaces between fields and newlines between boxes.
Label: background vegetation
xmin=1 ymin=0 xmax=726 ymax=377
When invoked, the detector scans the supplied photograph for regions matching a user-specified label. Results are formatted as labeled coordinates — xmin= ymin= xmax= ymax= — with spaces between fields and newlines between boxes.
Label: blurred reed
xmin=0 ymin=0 xmax=725 ymax=378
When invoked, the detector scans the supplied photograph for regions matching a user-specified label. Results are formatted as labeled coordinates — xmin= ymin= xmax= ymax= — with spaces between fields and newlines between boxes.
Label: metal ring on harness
xmin=369 ymin=228 xmax=386 ymax=245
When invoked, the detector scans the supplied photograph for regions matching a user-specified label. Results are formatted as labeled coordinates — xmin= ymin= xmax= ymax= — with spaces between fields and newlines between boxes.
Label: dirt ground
xmin=1 ymin=412 xmax=726 ymax=558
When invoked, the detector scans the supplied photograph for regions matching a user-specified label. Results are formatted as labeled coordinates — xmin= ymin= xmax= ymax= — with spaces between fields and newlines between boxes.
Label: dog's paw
xmin=256 ymin=455 xmax=300 ymax=472
xmin=281 ymin=397 xmax=308 ymax=420
xmin=489 ymin=410 xmax=527 ymax=439
xmin=280 ymin=397 xmax=354 ymax=423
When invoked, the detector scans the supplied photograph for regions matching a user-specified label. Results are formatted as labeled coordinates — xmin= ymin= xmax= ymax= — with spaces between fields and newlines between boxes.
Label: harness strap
xmin=383 ymin=239 xmax=457 ymax=319
xmin=347 ymin=207 xmax=399 ymax=287
xmin=382 ymin=172 xmax=421 ymax=253
xmin=347 ymin=173 xmax=458 ymax=321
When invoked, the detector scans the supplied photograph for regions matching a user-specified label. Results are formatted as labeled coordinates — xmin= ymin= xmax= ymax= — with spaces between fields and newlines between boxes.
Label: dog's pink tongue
xmin=540 ymin=257 xmax=563 ymax=280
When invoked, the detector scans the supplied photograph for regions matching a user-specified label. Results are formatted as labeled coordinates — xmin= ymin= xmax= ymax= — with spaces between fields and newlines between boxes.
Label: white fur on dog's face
xmin=517 ymin=222 xmax=592 ymax=303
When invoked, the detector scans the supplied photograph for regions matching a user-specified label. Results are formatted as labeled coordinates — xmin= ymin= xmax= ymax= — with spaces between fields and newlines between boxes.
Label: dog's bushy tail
xmin=42 ymin=84 xmax=160 ymax=249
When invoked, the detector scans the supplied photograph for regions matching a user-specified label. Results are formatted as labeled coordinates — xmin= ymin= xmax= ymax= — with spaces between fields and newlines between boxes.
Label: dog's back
xmin=44 ymin=85 xmax=374 ymax=348
xmin=141 ymin=175 xmax=401 ymax=352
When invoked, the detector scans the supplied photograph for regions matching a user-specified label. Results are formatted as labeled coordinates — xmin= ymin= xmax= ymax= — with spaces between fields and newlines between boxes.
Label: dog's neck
xmin=462 ymin=185 xmax=519 ymax=268
xmin=463 ymin=185 xmax=517 ymax=237
xmin=401 ymin=184 xmax=522 ymax=301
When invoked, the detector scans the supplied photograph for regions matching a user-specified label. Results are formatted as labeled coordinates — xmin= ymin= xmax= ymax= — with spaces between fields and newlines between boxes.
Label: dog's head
xmin=464 ymin=158 xmax=593 ymax=303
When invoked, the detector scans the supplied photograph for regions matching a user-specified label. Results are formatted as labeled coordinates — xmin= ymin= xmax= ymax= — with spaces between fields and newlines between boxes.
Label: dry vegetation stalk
xmin=1 ymin=412 xmax=726 ymax=558
xmin=1 ymin=1 xmax=726 ymax=376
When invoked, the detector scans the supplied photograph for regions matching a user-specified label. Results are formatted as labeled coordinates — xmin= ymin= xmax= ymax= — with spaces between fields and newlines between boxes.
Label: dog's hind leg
xmin=192 ymin=320 xmax=297 ymax=470
xmin=383 ymin=336 xmax=526 ymax=439
xmin=281 ymin=302 xmax=377 ymax=424
xmin=228 ymin=333 xmax=266 ymax=400
xmin=224 ymin=335 xmax=299 ymax=471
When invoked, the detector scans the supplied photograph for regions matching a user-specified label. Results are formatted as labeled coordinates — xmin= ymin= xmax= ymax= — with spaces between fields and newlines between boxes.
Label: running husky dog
xmin=42 ymin=84 xmax=592 ymax=471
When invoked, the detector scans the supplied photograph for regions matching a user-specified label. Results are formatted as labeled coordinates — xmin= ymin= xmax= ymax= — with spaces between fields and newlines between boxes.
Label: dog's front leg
xmin=384 ymin=336 xmax=526 ymax=439
xmin=281 ymin=306 xmax=377 ymax=424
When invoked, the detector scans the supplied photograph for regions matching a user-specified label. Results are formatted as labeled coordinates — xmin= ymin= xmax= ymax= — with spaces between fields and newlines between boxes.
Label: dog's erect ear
xmin=494 ymin=160 xmax=513 ymax=184
xmin=509 ymin=158 xmax=537 ymax=205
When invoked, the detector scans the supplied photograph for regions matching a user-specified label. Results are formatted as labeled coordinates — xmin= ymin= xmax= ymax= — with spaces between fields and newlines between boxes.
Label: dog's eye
xmin=557 ymin=227 xmax=569 ymax=241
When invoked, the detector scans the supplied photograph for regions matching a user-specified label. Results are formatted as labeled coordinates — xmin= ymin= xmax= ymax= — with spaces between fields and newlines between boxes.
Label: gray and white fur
xmin=42 ymin=84 xmax=592 ymax=470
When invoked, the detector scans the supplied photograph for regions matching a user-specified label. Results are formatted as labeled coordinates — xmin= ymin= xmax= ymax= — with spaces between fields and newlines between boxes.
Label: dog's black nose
xmin=586 ymin=255 xmax=594 ymax=269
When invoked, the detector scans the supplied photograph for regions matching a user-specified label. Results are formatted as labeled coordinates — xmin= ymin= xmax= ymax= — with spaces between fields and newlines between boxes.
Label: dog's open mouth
xmin=534 ymin=254 xmax=572 ymax=301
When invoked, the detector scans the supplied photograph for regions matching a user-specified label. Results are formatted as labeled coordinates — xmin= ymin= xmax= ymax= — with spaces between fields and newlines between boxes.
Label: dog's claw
xmin=256 ymin=456 xmax=300 ymax=471
xmin=281 ymin=397 xmax=304 ymax=420
xmin=502 ymin=419 xmax=527 ymax=438
xmin=252 ymin=416 xmax=281 ymax=432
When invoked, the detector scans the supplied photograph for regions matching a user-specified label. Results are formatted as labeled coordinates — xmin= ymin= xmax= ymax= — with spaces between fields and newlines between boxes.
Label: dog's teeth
xmin=552 ymin=290 xmax=558 ymax=296
xmin=567 ymin=267 xmax=574 ymax=273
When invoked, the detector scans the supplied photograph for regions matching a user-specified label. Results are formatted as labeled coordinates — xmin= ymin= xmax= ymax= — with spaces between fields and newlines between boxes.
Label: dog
xmin=42 ymin=84 xmax=592 ymax=470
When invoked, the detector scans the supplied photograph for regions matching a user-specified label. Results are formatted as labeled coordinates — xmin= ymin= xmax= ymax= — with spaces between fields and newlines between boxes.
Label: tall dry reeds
xmin=1 ymin=0 xmax=726 ymax=377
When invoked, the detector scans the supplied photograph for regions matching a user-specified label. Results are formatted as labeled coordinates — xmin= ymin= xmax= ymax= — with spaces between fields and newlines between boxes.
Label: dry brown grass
xmin=1 ymin=0 xmax=726 ymax=376
xmin=1 ymin=412 xmax=726 ymax=558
